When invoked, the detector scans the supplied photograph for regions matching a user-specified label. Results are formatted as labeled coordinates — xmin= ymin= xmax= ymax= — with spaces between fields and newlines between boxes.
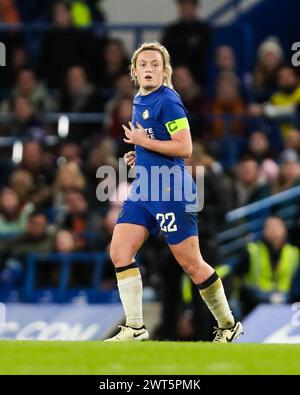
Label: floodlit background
xmin=0 ymin=0 xmax=300 ymax=344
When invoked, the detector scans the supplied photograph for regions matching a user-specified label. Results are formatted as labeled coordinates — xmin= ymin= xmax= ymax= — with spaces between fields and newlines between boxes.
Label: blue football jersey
xmin=132 ymin=85 xmax=189 ymax=170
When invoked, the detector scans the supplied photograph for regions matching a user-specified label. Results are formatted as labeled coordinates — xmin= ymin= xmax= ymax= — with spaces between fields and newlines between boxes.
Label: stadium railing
xmin=22 ymin=251 xmax=119 ymax=303
xmin=217 ymin=184 xmax=300 ymax=264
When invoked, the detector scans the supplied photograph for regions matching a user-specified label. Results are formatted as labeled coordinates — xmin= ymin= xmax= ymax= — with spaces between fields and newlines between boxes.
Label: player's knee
xmin=181 ymin=259 xmax=207 ymax=278
xmin=180 ymin=260 xmax=195 ymax=276
xmin=109 ymin=247 xmax=124 ymax=267
xmin=110 ymin=244 xmax=135 ymax=268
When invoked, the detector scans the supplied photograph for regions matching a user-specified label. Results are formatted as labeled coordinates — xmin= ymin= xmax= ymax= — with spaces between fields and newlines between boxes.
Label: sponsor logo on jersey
xmin=142 ymin=109 xmax=149 ymax=120
xmin=145 ymin=127 xmax=155 ymax=139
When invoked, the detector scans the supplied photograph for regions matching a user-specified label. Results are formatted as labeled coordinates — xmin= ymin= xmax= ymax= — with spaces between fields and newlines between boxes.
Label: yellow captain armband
xmin=165 ymin=117 xmax=189 ymax=135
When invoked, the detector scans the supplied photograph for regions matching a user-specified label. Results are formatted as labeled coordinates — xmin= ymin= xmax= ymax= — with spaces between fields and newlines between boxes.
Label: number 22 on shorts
xmin=156 ymin=212 xmax=177 ymax=232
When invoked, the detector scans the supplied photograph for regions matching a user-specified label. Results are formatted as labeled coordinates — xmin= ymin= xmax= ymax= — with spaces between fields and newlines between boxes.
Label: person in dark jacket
xmin=38 ymin=1 xmax=95 ymax=89
xmin=162 ymin=0 xmax=212 ymax=84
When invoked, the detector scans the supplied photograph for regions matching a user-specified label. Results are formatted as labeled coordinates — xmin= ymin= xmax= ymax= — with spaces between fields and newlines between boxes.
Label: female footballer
xmin=105 ymin=42 xmax=243 ymax=342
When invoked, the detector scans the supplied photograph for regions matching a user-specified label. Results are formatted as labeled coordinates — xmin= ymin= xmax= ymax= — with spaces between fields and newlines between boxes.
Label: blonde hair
xmin=54 ymin=161 xmax=86 ymax=192
xmin=130 ymin=41 xmax=174 ymax=90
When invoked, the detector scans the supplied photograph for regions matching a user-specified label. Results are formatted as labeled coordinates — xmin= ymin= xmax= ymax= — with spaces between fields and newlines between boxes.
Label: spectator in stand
xmin=252 ymin=37 xmax=285 ymax=103
xmin=8 ymin=169 xmax=34 ymax=207
xmin=11 ymin=227 xmax=73 ymax=289
xmin=229 ymin=216 xmax=299 ymax=316
xmin=52 ymin=161 xmax=86 ymax=208
xmin=249 ymin=66 xmax=300 ymax=139
xmin=2 ymin=97 xmax=47 ymax=142
xmin=207 ymin=46 xmax=243 ymax=94
xmin=8 ymin=210 xmax=55 ymax=288
xmin=209 ymin=71 xmax=246 ymax=140
xmin=105 ymin=97 xmax=133 ymax=157
xmin=173 ymin=66 xmax=204 ymax=113
xmin=172 ymin=66 xmax=204 ymax=136
xmin=0 ymin=45 xmax=32 ymax=90
xmin=55 ymin=229 xmax=76 ymax=252
xmin=18 ymin=141 xmax=55 ymax=208
xmin=59 ymin=66 xmax=101 ymax=113
xmin=0 ymin=210 xmax=55 ymax=285
xmin=215 ymin=45 xmax=236 ymax=75
xmin=10 ymin=44 xmax=31 ymax=69
xmin=57 ymin=142 xmax=82 ymax=167
xmin=284 ymin=129 xmax=300 ymax=155
xmin=58 ymin=190 xmax=102 ymax=250
xmin=95 ymin=38 xmax=130 ymax=92
xmin=1 ymin=68 xmax=54 ymax=113
xmin=272 ymin=149 xmax=300 ymax=195
xmin=246 ymin=131 xmax=274 ymax=163
xmin=0 ymin=186 xmax=34 ymax=239
xmin=228 ymin=156 xmax=270 ymax=209
xmin=245 ymin=131 xmax=279 ymax=183
xmin=84 ymin=137 xmax=118 ymax=212
xmin=162 ymin=0 xmax=212 ymax=84
xmin=105 ymin=74 xmax=134 ymax=113
xmin=1 ymin=210 xmax=54 ymax=255
xmin=38 ymin=1 xmax=95 ymax=89
xmin=59 ymin=65 xmax=103 ymax=142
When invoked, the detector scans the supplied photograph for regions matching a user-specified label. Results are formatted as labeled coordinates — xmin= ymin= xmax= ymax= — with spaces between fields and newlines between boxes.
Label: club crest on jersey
xmin=142 ymin=109 xmax=149 ymax=120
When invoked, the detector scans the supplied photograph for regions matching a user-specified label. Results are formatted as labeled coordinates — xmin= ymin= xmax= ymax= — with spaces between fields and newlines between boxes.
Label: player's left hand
xmin=122 ymin=121 xmax=148 ymax=147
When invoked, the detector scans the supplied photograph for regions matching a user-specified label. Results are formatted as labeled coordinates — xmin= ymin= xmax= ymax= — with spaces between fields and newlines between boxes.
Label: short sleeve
xmin=161 ymin=98 xmax=189 ymax=135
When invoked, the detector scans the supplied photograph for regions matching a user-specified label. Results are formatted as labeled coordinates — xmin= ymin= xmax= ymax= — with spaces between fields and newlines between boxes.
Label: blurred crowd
xmin=1 ymin=0 xmax=300 ymax=340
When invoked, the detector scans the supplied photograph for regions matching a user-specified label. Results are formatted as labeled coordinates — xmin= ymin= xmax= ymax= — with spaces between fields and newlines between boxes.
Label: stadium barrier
xmin=0 ymin=303 xmax=124 ymax=340
xmin=237 ymin=303 xmax=300 ymax=343
xmin=217 ymin=184 xmax=300 ymax=263
xmin=0 ymin=251 xmax=120 ymax=304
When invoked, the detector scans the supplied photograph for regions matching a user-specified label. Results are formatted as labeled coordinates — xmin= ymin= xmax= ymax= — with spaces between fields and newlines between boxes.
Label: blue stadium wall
xmin=237 ymin=0 xmax=300 ymax=67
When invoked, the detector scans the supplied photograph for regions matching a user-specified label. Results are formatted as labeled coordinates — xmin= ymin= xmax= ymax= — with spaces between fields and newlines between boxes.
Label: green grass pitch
xmin=1 ymin=341 xmax=300 ymax=375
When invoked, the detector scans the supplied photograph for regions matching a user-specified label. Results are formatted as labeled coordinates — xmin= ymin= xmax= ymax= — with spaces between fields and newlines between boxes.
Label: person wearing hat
xmin=253 ymin=36 xmax=285 ymax=102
